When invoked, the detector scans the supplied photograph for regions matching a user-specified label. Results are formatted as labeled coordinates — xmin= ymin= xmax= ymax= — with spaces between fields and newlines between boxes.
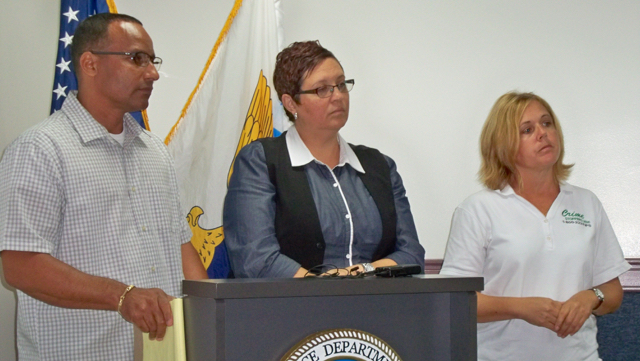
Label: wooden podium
xmin=182 ymin=274 xmax=483 ymax=360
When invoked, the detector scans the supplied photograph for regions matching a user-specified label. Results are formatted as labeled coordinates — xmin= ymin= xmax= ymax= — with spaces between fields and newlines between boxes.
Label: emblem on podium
xmin=282 ymin=328 xmax=402 ymax=361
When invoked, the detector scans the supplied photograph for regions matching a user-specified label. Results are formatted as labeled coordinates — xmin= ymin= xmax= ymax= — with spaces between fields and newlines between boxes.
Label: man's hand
xmin=119 ymin=287 xmax=174 ymax=341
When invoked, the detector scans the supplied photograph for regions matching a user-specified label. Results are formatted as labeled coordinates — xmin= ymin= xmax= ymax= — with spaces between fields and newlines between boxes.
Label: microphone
xmin=372 ymin=264 xmax=421 ymax=277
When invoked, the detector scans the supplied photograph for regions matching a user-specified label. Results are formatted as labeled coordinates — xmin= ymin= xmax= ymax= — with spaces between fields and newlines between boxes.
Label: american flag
xmin=51 ymin=0 xmax=148 ymax=129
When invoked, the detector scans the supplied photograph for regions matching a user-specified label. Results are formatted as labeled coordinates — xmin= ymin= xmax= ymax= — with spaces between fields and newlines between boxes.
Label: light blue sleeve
xmin=223 ymin=141 xmax=301 ymax=278
xmin=382 ymin=155 xmax=426 ymax=270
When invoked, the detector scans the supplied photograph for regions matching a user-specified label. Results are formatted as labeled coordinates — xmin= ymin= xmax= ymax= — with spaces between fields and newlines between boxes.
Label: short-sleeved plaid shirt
xmin=0 ymin=92 xmax=191 ymax=361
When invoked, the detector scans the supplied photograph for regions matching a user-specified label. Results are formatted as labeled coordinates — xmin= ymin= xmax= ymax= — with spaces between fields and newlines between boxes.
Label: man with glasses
xmin=0 ymin=13 xmax=206 ymax=361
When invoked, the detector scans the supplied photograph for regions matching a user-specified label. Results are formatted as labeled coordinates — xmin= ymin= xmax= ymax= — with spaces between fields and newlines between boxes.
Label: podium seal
xmin=281 ymin=328 xmax=402 ymax=361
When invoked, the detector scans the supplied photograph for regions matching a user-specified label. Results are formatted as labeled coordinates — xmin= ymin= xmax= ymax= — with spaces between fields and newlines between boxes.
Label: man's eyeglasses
xmin=297 ymin=79 xmax=355 ymax=98
xmin=90 ymin=51 xmax=163 ymax=71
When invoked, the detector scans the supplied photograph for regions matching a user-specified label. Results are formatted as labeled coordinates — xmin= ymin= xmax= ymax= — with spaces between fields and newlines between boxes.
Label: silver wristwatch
xmin=361 ymin=263 xmax=375 ymax=273
xmin=592 ymin=288 xmax=604 ymax=309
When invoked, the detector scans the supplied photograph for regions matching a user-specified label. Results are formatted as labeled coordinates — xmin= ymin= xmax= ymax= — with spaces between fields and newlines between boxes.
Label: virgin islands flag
xmin=51 ymin=0 xmax=149 ymax=129
xmin=165 ymin=0 xmax=286 ymax=278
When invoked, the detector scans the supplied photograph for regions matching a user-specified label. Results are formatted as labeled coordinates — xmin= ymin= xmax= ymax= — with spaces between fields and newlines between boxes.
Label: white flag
xmin=165 ymin=0 xmax=285 ymax=278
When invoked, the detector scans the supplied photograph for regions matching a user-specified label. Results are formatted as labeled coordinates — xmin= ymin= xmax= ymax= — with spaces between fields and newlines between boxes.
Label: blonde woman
xmin=440 ymin=92 xmax=630 ymax=360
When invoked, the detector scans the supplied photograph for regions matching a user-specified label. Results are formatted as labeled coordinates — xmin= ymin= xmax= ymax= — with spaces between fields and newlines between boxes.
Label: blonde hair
xmin=478 ymin=92 xmax=573 ymax=190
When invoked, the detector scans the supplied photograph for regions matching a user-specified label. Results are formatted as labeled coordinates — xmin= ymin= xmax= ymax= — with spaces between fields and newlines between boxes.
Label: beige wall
xmin=1 ymin=1 xmax=639 ymax=359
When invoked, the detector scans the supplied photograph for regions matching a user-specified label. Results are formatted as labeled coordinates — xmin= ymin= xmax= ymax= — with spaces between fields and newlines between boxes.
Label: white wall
xmin=1 ymin=1 xmax=60 ymax=358
xmin=1 ymin=0 xmax=638 ymax=359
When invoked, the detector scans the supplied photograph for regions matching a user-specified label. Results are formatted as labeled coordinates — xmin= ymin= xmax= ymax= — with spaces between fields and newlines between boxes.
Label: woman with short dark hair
xmin=224 ymin=41 xmax=424 ymax=278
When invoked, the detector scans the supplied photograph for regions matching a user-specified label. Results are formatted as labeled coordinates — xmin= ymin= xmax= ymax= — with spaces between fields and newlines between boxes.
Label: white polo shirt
xmin=441 ymin=183 xmax=630 ymax=361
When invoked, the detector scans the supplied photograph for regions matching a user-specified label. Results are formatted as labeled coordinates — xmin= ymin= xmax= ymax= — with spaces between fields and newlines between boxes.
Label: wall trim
xmin=423 ymin=259 xmax=443 ymax=275
xmin=425 ymin=258 xmax=640 ymax=292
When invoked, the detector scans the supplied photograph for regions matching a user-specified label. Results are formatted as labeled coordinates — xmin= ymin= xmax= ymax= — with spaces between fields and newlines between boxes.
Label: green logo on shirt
xmin=561 ymin=209 xmax=591 ymax=227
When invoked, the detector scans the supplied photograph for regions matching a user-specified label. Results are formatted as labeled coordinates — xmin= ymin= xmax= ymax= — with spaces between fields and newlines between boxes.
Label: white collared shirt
xmin=441 ymin=183 xmax=630 ymax=361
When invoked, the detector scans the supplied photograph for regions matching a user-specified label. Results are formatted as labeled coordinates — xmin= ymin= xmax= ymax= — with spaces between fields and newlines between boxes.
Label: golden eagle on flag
xmin=165 ymin=0 xmax=285 ymax=278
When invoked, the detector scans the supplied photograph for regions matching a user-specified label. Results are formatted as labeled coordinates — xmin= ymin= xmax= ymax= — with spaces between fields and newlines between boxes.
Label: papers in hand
xmin=134 ymin=298 xmax=186 ymax=361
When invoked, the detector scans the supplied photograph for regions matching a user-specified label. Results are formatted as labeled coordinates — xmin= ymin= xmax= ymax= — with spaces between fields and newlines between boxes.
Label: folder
xmin=134 ymin=298 xmax=187 ymax=361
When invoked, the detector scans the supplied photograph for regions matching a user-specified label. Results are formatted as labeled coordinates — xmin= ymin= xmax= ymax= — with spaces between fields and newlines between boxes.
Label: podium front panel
xmin=183 ymin=275 xmax=481 ymax=361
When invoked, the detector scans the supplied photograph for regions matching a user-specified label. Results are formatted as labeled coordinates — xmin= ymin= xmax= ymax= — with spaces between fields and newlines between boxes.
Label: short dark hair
xmin=71 ymin=13 xmax=142 ymax=76
xmin=273 ymin=41 xmax=339 ymax=122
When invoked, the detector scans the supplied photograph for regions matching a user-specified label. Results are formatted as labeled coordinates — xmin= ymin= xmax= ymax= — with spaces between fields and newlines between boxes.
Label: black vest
xmin=259 ymin=134 xmax=397 ymax=270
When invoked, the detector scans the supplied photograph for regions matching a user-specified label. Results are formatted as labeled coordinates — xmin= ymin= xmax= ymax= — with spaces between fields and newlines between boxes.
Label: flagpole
xmin=165 ymin=0 xmax=244 ymax=145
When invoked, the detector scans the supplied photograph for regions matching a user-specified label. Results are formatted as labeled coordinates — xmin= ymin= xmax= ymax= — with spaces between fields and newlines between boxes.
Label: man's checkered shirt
xmin=0 ymin=92 xmax=191 ymax=361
